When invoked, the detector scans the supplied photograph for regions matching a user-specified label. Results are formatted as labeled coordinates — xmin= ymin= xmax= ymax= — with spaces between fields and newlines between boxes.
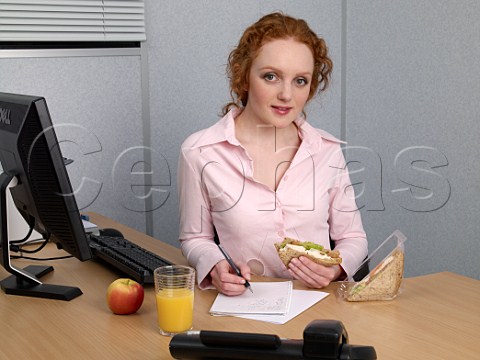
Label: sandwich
xmin=346 ymin=249 xmax=404 ymax=301
xmin=275 ymin=237 xmax=342 ymax=267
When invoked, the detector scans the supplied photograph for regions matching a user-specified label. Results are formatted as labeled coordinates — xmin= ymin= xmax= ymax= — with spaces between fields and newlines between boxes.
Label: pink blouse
xmin=178 ymin=109 xmax=368 ymax=289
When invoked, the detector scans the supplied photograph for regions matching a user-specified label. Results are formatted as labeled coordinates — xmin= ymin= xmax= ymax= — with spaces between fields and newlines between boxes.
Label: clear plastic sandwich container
xmin=337 ymin=230 xmax=407 ymax=302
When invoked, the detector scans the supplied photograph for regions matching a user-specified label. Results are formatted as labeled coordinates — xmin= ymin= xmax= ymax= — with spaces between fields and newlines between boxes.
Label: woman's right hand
xmin=209 ymin=259 xmax=251 ymax=296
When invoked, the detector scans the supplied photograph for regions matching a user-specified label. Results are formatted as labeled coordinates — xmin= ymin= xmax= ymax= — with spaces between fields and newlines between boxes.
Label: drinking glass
xmin=154 ymin=265 xmax=195 ymax=336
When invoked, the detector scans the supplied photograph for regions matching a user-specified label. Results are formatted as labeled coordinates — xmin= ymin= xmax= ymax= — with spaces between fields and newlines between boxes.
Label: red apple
xmin=106 ymin=278 xmax=144 ymax=315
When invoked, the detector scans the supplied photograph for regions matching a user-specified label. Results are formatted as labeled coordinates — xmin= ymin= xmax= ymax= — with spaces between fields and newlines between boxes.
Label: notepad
xmin=209 ymin=281 xmax=293 ymax=315
xmin=236 ymin=290 xmax=329 ymax=324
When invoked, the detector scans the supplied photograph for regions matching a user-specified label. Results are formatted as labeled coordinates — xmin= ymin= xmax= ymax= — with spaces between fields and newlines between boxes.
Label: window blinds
xmin=0 ymin=0 xmax=146 ymax=42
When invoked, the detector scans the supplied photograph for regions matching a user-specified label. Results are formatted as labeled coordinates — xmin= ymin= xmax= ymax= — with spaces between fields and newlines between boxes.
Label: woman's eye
xmin=263 ymin=73 xmax=277 ymax=81
xmin=296 ymin=78 xmax=308 ymax=86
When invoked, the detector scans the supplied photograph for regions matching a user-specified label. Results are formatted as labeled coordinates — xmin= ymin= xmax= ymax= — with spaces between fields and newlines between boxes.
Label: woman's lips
xmin=272 ymin=106 xmax=292 ymax=115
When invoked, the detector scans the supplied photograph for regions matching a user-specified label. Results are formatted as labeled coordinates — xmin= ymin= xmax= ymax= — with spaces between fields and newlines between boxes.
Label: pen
xmin=213 ymin=229 xmax=253 ymax=293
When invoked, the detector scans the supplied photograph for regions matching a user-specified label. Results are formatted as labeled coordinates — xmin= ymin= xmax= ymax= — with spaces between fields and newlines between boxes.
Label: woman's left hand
xmin=287 ymin=256 xmax=345 ymax=288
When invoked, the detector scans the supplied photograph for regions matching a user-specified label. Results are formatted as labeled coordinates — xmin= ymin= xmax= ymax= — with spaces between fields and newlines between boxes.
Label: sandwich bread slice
xmin=275 ymin=237 xmax=342 ymax=267
xmin=346 ymin=249 xmax=404 ymax=301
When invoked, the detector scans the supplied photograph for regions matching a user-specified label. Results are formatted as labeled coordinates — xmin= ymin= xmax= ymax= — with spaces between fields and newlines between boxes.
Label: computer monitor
xmin=0 ymin=92 xmax=92 ymax=300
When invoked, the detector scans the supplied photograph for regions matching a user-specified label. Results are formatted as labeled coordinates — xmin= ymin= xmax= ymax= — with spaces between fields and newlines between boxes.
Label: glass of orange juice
xmin=154 ymin=265 xmax=195 ymax=336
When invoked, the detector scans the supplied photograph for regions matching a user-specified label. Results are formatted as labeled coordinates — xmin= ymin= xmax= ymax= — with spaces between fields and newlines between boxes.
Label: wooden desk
xmin=1 ymin=213 xmax=478 ymax=359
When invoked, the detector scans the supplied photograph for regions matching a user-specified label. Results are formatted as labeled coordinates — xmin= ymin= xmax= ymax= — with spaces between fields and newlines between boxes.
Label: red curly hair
xmin=223 ymin=12 xmax=333 ymax=115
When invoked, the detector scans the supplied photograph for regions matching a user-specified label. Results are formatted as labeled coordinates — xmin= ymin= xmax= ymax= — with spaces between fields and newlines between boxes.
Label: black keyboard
xmin=88 ymin=234 xmax=172 ymax=284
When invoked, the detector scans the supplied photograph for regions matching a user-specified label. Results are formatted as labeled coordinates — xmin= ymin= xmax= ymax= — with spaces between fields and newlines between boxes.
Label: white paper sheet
xmin=209 ymin=281 xmax=293 ymax=315
xmin=236 ymin=290 xmax=329 ymax=324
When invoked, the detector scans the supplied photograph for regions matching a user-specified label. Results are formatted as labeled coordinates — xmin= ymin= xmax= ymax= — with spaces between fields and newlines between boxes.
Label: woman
xmin=178 ymin=12 xmax=367 ymax=296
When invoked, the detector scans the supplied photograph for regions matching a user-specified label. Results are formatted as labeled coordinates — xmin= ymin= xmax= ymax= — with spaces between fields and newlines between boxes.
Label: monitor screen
xmin=0 ymin=92 xmax=92 ymax=300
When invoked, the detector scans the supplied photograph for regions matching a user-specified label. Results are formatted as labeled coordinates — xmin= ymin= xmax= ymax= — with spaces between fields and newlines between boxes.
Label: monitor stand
xmin=0 ymin=172 xmax=82 ymax=301
xmin=0 ymin=265 xmax=82 ymax=300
